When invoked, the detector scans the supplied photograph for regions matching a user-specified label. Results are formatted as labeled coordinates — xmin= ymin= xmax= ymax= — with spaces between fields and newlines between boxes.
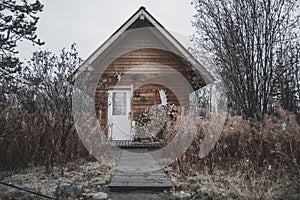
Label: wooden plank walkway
xmin=109 ymin=149 xmax=174 ymax=191
xmin=111 ymin=140 xmax=161 ymax=149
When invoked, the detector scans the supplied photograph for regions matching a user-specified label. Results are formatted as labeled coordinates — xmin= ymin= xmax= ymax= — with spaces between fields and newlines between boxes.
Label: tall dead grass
xmin=170 ymin=109 xmax=300 ymax=198
xmin=0 ymin=102 xmax=89 ymax=171
xmin=173 ymin=110 xmax=300 ymax=174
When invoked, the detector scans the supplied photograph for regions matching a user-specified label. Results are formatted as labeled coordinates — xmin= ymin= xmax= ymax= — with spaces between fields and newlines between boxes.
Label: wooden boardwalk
xmin=111 ymin=140 xmax=161 ymax=149
xmin=109 ymin=149 xmax=174 ymax=191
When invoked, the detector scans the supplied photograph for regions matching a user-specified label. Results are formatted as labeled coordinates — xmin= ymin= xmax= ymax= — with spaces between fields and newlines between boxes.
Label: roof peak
xmin=139 ymin=6 xmax=146 ymax=10
xmin=68 ymin=5 xmax=214 ymax=84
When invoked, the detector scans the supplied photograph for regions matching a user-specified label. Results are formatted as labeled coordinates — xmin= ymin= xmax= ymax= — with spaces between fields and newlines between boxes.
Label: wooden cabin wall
xmin=132 ymin=84 xmax=179 ymax=119
xmin=94 ymin=48 xmax=190 ymax=132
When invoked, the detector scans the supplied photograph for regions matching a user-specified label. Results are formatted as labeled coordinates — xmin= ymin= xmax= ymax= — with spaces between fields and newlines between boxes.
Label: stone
xmin=197 ymin=186 xmax=214 ymax=195
xmin=172 ymin=191 xmax=192 ymax=199
xmin=83 ymin=191 xmax=108 ymax=200
xmin=55 ymin=183 xmax=83 ymax=199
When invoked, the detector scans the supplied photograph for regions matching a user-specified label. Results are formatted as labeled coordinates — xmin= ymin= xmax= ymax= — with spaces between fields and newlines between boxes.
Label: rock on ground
xmin=83 ymin=191 xmax=108 ymax=200
xmin=172 ymin=191 xmax=192 ymax=199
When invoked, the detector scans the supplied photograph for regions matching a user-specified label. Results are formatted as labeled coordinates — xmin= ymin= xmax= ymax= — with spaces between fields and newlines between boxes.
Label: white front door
xmin=108 ymin=89 xmax=131 ymax=140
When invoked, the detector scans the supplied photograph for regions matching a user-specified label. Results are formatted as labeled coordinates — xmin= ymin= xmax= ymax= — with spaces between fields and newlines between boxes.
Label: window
xmin=112 ymin=92 xmax=127 ymax=115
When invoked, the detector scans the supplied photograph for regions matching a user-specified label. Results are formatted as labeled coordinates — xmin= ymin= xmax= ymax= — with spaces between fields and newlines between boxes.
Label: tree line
xmin=191 ymin=0 xmax=300 ymax=121
xmin=0 ymin=0 xmax=87 ymax=170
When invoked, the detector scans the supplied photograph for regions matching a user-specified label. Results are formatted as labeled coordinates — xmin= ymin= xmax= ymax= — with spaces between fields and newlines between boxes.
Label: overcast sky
xmin=17 ymin=0 xmax=196 ymax=61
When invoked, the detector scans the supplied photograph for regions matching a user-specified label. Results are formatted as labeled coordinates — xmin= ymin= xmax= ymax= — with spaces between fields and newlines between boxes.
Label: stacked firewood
xmin=133 ymin=104 xmax=178 ymax=142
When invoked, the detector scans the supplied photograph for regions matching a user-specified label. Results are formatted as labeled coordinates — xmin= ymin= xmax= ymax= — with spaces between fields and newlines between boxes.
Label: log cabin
xmin=69 ymin=6 xmax=214 ymax=142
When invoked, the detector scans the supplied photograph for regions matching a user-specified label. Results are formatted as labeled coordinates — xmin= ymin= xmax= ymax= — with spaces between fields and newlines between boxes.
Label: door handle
xmin=128 ymin=112 xmax=131 ymax=119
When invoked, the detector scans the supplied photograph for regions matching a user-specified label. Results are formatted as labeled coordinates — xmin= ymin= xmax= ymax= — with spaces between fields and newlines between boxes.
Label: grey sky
xmin=17 ymin=0 xmax=196 ymax=61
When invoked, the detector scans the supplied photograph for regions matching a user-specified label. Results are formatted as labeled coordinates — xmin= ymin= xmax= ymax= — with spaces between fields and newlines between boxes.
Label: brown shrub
xmin=0 ymin=103 xmax=90 ymax=171
xmin=172 ymin=111 xmax=300 ymax=175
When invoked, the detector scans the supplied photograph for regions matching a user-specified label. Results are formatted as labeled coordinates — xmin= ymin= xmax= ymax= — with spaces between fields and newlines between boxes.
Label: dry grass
xmin=1 ymin=102 xmax=299 ymax=198
xmin=169 ymin=110 xmax=300 ymax=199
xmin=0 ymin=102 xmax=90 ymax=171
xmin=168 ymin=165 xmax=299 ymax=199
xmin=0 ymin=160 xmax=113 ymax=198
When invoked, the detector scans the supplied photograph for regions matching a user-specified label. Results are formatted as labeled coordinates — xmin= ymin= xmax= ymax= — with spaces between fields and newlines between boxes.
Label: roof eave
xmin=69 ymin=6 xmax=215 ymax=85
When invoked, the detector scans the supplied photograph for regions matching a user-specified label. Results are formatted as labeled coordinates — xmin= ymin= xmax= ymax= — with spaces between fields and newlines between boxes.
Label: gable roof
xmin=69 ymin=6 xmax=214 ymax=86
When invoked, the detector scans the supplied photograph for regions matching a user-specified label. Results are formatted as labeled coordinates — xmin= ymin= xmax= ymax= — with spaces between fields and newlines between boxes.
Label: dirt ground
xmin=0 ymin=161 xmax=176 ymax=200
xmin=1 ymin=160 xmax=299 ymax=200
xmin=0 ymin=160 xmax=112 ymax=199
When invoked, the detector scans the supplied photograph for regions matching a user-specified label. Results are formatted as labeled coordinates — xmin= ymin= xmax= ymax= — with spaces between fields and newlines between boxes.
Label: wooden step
xmin=108 ymin=149 xmax=174 ymax=191
xmin=111 ymin=140 xmax=161 ymax=149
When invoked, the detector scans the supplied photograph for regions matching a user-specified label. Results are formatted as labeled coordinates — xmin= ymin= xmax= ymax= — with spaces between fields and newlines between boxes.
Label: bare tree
xmin=23 ymin=44 xmax=82 ymax=161
xmin=273 ymin=40 xmax=300 ymax=119
xmin=192 ymin=0 xmax=300 ymax=120
xmin=0 ymin=44 xmax=84 ymax=170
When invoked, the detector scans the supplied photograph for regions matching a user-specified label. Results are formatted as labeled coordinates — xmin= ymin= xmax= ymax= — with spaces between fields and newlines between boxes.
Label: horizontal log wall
xmin=95 ymin=48 xmax=190 ymax=132
xmin=132 ymin=84 xmax=179 ymax=119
